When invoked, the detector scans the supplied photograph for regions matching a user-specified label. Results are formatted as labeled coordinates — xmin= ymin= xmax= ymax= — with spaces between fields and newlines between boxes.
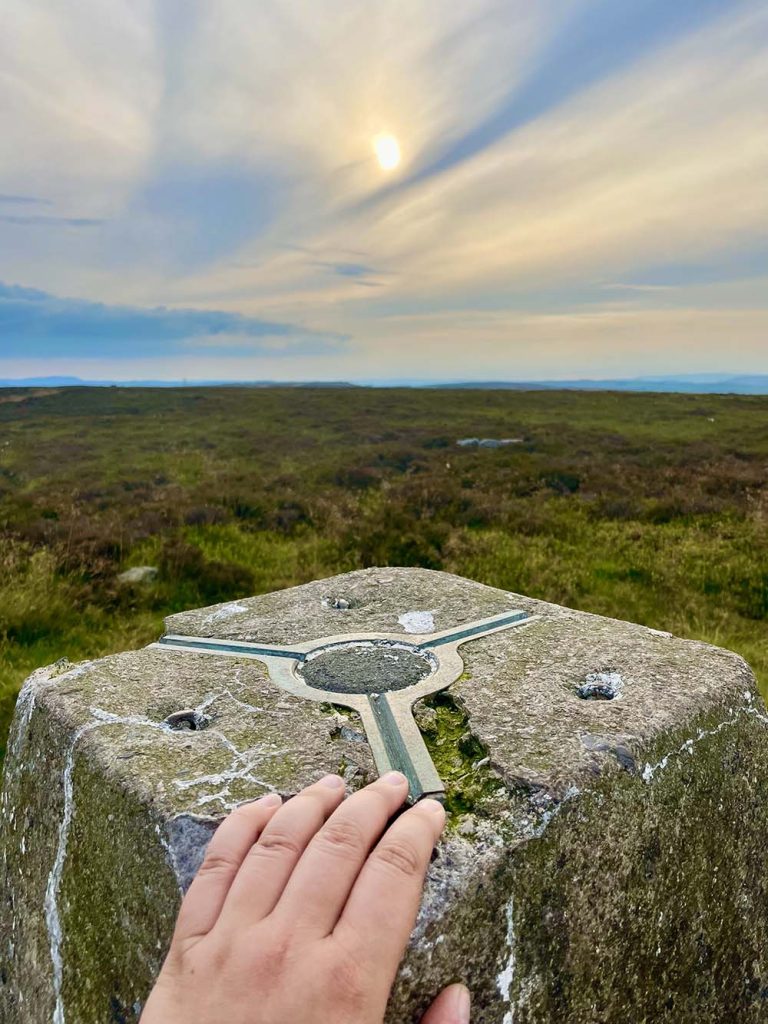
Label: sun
xmin=373 ymin=133 xmax=401 ymax=171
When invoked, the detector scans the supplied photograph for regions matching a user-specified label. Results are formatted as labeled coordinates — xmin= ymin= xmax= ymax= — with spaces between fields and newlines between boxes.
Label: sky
xmin=0 ymin=0 xmax=766 ymax=383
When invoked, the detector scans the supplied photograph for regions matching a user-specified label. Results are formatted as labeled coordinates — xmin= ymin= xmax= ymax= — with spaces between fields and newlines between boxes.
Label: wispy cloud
xmin=360 ymin=0 xmax=732 ymax=203
xmin=0 ymin=190 xmax=102 ymax=230
xmin=0 ymin=194 xmax=52 ymax=206
xmin=317 ymin=262 xmax=377 ymax=279
xmin=0 ymin=215 xmax=103 ymax=228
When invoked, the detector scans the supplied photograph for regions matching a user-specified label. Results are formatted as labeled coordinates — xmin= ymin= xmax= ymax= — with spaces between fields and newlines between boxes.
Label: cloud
xmin=0 ymin=215 xmax=103 ymax=228
xmin=307 ymin=261 xmax=388 ymax=289
xmin=0 ymin=194 xmax=52 ymax=206
xmin=0 ymin=281 xmax=346 ymax=358
xmin=603 ymin=244 xmax=768 ymax=290
xmin=320 ymin=262 xmax=376 ymax=279
xmin=0 ymin=0 xmax=766 ymax=378
xmin=361 ymin=0 xmax=732 ymax=201
xmin=148 ymin=1 xmax=766 ymax=329
xmin=327 ymin=306 xmax=768 ymax=380
xmin=5 ymin=305 xmax=765 ymax=383
xmin=0 ymin=190 xmax=102 ymax=233
xmin=312 ymin=2 xmax=768 ymax=306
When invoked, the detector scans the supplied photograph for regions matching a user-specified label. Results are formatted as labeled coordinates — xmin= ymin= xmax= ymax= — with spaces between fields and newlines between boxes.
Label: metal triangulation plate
xmin=151 ymin=610 xmax=536 ymax=800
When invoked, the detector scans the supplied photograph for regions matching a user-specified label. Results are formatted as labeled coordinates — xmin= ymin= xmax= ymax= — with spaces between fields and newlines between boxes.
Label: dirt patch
xmin=0 ymin=388 xmax=63 ymax=404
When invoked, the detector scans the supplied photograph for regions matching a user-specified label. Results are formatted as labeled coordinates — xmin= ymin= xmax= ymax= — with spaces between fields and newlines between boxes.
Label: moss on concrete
xmin=417 ymin=689 xmax=506 ymax=821
xmin=507 ymin=704 xmax=768 ymax=1023
xmin=59 ymin=754 xmax=180 ymax=1023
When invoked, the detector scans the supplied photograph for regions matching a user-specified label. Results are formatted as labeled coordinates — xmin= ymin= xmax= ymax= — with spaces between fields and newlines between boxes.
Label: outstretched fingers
xmin=272 ymin=770 xmax=410 ymax=936
xmin=217 ymin=774 xmax=347 ymax=928
xmin=333 ymin=798 xmax=446 ymax=987
xmin=173 ymin=792 xmax=283 ymax=945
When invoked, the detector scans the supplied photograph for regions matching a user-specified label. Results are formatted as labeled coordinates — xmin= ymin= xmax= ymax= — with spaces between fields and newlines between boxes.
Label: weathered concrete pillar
xmin=2 ymin=567 xmax=767 ymax=1023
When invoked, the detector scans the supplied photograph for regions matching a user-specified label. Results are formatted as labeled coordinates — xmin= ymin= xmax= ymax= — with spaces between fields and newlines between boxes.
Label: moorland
xmin=1 ymin=385 xmax=767 ymax=761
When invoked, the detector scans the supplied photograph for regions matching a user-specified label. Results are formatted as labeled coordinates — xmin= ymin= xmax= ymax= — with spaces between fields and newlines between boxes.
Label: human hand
xmin=141 ymin=771 xmax=469 ymax=1024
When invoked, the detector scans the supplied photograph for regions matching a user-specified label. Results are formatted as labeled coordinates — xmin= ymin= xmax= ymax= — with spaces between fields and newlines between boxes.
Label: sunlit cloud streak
xmin=361 ymin=0 xmax=734 ymax=200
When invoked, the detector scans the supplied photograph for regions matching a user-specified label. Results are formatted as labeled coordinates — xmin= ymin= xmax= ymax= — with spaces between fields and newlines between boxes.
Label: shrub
xmin=158 ymin=538 xmax=255 ymax=604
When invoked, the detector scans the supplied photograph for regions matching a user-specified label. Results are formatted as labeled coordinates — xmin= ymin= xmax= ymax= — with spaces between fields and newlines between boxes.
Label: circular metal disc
xmin=298 ymin=641 xmax=435 ymax=696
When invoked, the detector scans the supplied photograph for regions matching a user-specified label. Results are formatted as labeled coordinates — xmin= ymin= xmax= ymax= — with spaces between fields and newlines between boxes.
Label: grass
xmin=1 ymin=385 xmax=766 ymax=761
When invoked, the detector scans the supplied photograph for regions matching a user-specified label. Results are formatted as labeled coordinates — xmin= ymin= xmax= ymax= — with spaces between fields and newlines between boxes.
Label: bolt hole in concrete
xmin=299 ymin=640 xmax=436 ymax=696
xmin=576 ymin=671 xmax=624 ymax=701
xmin=164 ymin=709 xmax=212 ymax=731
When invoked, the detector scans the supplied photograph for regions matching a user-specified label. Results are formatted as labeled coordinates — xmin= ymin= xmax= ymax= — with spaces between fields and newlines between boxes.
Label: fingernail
xmin=417 ymin=798 xmax=446 ymax=817
xmin=381 ymin=771 xmax=407 ymax=786
xmin=257 ymin=792 xmax=282 ymax=806
xmin=318 ymin=773 xmax=345 ymax=788
xmin=453 ymin=984 xmax=471 ymax=1023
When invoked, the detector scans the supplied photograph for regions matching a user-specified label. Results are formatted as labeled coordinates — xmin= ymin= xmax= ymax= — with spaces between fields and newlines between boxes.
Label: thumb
xmin=420 ymin=983 xmax=471 ymax=1024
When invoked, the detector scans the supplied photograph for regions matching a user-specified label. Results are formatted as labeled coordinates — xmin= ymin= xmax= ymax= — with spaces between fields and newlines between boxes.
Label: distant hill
xmin=426 ymin=375 xmax=768 ymax=394
xmin=0 ymin=374 xmax=767 ymax=394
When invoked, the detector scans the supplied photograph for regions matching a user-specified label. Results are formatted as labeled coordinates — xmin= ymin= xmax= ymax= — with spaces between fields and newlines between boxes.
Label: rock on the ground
xmin=116 ymin=565 xmax=159 ymax=585
xmin=2 ymin=568 xmax=768 ymax=1024
xmin=456 ymin=438 xmax=524 ymax=448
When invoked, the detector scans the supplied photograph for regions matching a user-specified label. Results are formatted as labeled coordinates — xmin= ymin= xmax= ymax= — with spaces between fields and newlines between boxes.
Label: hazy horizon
xmin=4 ymin=372 xmax=768 ymax=396
xmin=1 ymin=1 xmax=766 ymax=381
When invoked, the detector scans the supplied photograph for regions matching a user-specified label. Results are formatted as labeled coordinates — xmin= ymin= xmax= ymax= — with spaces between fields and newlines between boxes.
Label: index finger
xmin=173 ymin=793 xmax=282 ymax=946
xmin=332 ymin=798 xmax=445 ymax=981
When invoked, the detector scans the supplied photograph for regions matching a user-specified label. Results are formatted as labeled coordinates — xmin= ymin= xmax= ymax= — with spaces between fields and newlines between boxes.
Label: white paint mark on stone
xmin=398 ymin=610 xmax=435 ymax=634
xmin=41 ymin=689 xmax=286 ymax=1022
xmin=641 ymin=700 xmax=768 ymax=783
xmin=44 ymin=722 xmax=98 ymax=1024
xmin=531 ymin=786 xmax=581 ymax=839
xmin=497 ymin=896 xmax=516 ymax=1023
xmin=154 ymin=825 xmax=184 ymax=897
xmin=220 ymin=690 xmax=266 ymax=716
xmin=203 ymin=601 xmax=250 ymax=625
xmin=5 ymin=661 xmax=91 ymax=773
xmin=174 ymin=755 xmax=279 ymax=793
xmin=43 ymin=706 xmax=180 ymax=1023
xmin=90 ymin=707 xmax=172 ymax=732
xmin=6 ymin=673 xmax=39 ymax=765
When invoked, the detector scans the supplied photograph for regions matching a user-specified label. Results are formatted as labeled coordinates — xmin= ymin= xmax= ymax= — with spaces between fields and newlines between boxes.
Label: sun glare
xmin=373 ymin=133 xmax=401 ymax=171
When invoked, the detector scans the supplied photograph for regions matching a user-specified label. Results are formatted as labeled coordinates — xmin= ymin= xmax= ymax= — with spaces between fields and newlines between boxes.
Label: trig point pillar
xmin=2 ymin=568 xmax=768 ymax=1023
